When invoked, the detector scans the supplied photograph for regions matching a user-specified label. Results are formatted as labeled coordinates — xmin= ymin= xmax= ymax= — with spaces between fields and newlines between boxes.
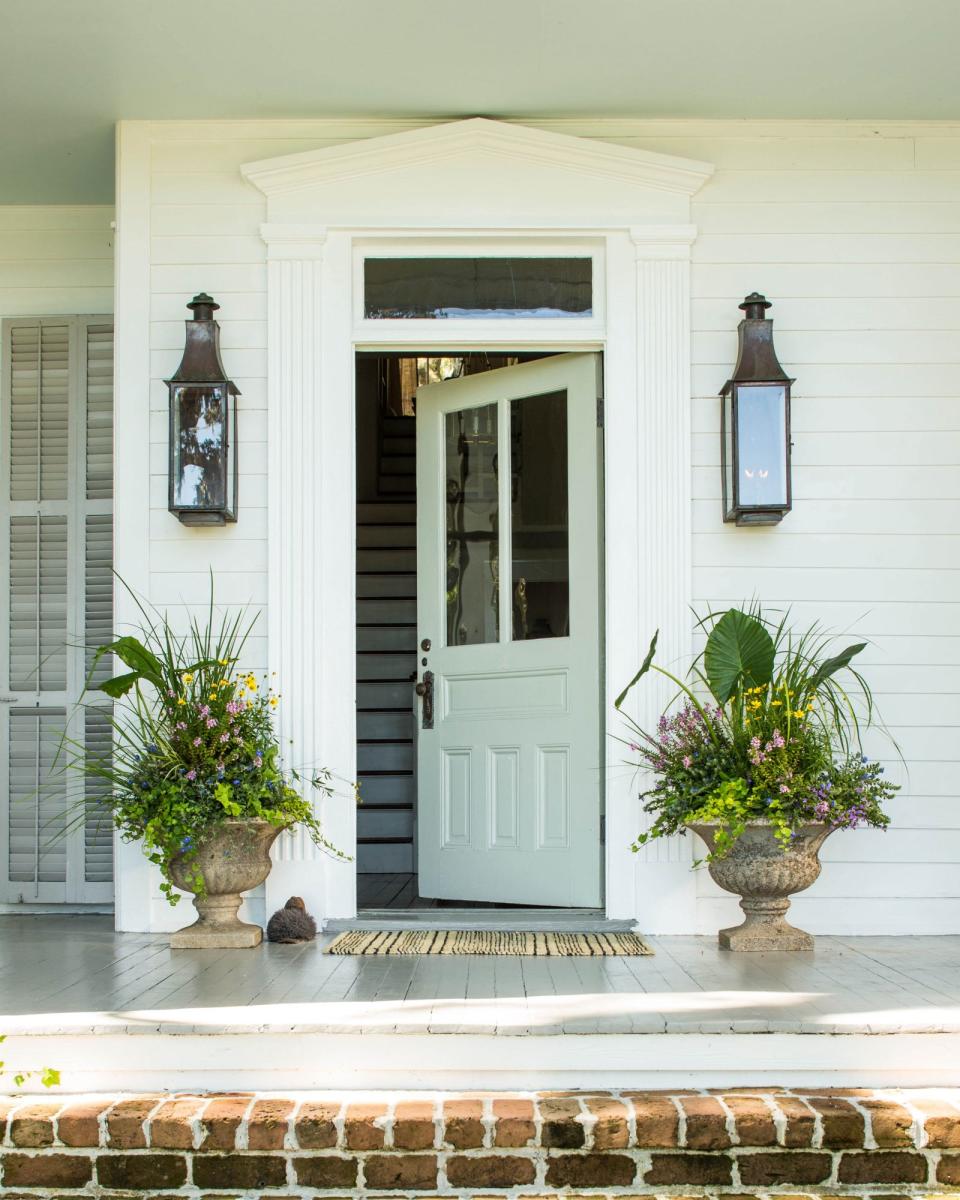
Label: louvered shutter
xmin=8 ymin=710 xmax=67 ymax=884
xmin=85 ymin=324 xmax=113 ymax=501
xmin=3 ymin=316 xmax=114 ymax=903
xmin=9 ymin=514 xmax=69 ymax=691
xmin=83 ymin=707 xmax=113 ymax=883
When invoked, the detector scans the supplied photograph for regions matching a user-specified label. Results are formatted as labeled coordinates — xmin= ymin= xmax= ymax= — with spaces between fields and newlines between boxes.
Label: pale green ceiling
xmin=2 ymin=0 xmax=959 ymax=203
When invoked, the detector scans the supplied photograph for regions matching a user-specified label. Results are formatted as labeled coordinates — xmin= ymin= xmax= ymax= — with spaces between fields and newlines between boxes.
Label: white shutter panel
xmin=83 ymin=707 xmax=113 ymax=884
xmin=85 ymin=324 xmax=113 ymax=500
xmin=9 ymin=514 xmax=68 ymax=692
xmin=8 ymin=710 xmax=68 ymax=885
xmin=9 ymin=322 xmax=69 ymax=502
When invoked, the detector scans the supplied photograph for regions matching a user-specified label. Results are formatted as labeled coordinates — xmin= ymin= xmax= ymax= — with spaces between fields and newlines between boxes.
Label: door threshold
xmin=330 ymin=908 xmax=634 ymax=933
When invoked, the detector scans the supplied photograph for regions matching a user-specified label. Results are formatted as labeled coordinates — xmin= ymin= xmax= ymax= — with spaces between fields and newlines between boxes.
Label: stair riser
xmin=358 ymin=743 xmax=414 ymax=772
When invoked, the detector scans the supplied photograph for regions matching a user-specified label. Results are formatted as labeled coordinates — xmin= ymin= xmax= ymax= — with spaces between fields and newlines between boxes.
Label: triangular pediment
xmin=241 ymin=118 xmax=713 ymax=228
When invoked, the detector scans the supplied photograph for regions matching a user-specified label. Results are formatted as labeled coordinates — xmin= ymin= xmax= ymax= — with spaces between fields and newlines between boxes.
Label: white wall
xmin=0 ymin=205 xmax=113 ymax=315
xmin=118 ymin=118 xmax=959 ymax=934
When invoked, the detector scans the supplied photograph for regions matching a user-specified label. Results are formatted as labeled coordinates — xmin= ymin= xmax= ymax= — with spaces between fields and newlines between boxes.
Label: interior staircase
xmin=356 ymin=413 xmax=418 ymax=873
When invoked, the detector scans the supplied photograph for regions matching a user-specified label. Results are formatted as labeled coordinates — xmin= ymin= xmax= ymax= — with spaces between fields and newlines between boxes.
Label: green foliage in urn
xmin=616 ymin=605 xmax=897 ymax=860
xmin=72 ymin=588 xmax=347 ymax=904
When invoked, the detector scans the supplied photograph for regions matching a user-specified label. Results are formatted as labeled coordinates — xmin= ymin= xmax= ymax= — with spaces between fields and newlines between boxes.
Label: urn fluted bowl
xmin=169 ymin=818 xmax=284 ymax=949
xmin=689 ymin=821 xmax=832 ymax=951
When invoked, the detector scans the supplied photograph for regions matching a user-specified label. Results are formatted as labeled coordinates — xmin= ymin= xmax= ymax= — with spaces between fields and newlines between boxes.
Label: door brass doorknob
xmin=414 ymin=681 xmax=427 ymax=697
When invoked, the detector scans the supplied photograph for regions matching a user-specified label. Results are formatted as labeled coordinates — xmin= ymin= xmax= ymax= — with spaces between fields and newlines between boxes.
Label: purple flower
xmin=185 ymin=769 xmax=196 ymax=782
xmin=206 ymin=717 xmax=217 ymax=729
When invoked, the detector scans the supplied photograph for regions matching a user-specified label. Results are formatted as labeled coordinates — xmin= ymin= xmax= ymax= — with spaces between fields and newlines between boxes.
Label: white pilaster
xmin=261 ymin=233 xmax=356 ymax=923
xmin=622 ymin=228 xmax=698 ymax=932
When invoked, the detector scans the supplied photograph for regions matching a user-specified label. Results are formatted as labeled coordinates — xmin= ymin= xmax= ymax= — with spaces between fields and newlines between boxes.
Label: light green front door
xmin=415 ymin=353 xmax=602 ymax=906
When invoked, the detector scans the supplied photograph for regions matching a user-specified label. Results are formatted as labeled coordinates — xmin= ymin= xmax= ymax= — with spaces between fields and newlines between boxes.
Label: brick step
xmin=5 ymin=1088 xmax=958 ymax=1195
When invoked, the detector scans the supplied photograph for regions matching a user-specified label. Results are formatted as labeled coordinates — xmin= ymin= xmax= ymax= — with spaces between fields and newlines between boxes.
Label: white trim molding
xmin=239 ymin=120 xmax=712 ymax=926
xmin=242 ymin=118 xmax=714 ymax=201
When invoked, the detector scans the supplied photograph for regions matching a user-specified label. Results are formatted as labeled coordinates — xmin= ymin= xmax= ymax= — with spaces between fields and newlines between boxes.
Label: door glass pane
xmin=510 ymin=390 xmax=569 ymax=640
xmin=365 ymin=258 xmax=592 ymax=319
xmin=445 ymin=404 xmax=499 ymax=645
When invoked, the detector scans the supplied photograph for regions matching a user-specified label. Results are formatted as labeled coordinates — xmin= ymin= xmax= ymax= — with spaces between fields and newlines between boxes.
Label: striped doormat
xmin=324 ymin=930 xmax=653 ymax=956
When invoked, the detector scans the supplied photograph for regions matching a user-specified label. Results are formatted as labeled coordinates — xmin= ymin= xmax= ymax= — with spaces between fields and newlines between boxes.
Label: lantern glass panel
xmin=172 ymin=384 xmax=228 ymax=511
xmin=735 ymin=383 xmax=787 ymax=509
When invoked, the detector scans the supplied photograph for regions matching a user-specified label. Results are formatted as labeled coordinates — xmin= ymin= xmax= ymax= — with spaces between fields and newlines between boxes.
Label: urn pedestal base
xmin=170 ymin=892 xmax=263 ymax=949
xmin=718 ymin=896 xmax=814 ymax=952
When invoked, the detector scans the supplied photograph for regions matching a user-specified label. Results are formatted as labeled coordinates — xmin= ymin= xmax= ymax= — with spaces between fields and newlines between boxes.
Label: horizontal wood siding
xmin=134 ymin=119 xmax=960 ymax=932
xmin=0 ymin=206 xmax=114 ymax=316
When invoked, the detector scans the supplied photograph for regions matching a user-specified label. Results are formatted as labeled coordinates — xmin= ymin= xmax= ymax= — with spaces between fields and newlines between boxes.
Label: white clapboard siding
xmin=2 ymin=315 xmax=114 ymax=905
xmin=122 ymin=117 xmax=960 ymax=933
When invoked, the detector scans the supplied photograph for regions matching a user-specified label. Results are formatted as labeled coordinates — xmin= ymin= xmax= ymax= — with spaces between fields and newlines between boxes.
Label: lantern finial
xmin=739 ymin=292 xmax=772 ymax=320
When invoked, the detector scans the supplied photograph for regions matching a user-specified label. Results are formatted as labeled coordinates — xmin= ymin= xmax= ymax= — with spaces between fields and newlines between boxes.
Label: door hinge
xmin=600 ymin=814 xmax=606 ymax=843
xmin=596 ymin=396 xmax=604 ymax=428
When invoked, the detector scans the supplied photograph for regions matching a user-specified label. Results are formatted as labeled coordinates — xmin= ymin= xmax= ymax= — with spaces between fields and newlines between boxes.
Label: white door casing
xmin=415 ymin=354 xmax=602 ymax=906
xmin=112 ymin=117 xmax=713 ymax=931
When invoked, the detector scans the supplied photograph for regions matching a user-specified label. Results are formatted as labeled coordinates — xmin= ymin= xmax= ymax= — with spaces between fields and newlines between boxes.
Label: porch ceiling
xmin=3 ymin=0 xmax=960 ymax=204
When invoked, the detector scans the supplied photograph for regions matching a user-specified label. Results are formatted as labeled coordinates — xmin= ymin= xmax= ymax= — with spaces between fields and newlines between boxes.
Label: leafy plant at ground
xmin=70 ymin=584 xmax=349 ymax=904
xmin=0 ymin=1035 xmax=59 ymax=1089
xmin=616 ymin=605 xmax=898 ymax=860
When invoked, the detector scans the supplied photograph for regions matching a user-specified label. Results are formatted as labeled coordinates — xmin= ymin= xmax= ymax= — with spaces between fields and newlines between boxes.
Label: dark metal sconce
xmin=720 ymin=293 xmax=794 ymax=526
xmin=166 ymin=293 xmax=239 ymax=525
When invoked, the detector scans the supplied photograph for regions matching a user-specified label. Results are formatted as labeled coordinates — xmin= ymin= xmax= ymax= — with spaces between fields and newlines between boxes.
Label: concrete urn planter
xmin=689 ymin=821 xmax=832 ymax=951
xmin=169 ymin=818 xmax=284 ymax=949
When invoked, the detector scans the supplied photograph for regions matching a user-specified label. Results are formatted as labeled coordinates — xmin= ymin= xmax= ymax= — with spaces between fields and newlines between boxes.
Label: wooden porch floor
xmin=3 ymin=915 xmax=959 ymax=1034
xmin=3 ymin=916 xmax=959 ymax=1090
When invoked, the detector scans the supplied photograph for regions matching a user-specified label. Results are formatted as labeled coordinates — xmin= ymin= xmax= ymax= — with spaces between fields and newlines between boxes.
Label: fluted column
xmin=261 ymin=231 xmax=355 ymax=921
xmin=607 ymin=227 xmax=698 ymax=931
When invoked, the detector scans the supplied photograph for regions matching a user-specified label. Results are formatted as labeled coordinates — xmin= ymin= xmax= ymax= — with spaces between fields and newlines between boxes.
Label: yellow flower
xmin=219 ymin=678 xmax=230 ymax=687
xmin=182 ymin=672 xmax=194 ymax=684
xmin=793 ymin=709 xmax=805 ymax=719
xmin=269 ymin=696 xmax=278 ymax=708
xmin=177 ymin=697 xmax=186 ymax=706
xmin=209 ymin=692 xmax=218 ymax=700
xmin=218 ymin=658 xmax=230 ymax=666
xmin=772 ymin=700 xmax=782 ymax=707
xmin=245 ymin=674 xmax=257 ymax=691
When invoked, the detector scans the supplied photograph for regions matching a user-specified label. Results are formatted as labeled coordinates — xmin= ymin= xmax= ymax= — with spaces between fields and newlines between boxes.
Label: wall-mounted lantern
xmin=720 ymin=293 xmax=794 ymax=526
xmin=166 ymin=293 xmax=239 ymax=525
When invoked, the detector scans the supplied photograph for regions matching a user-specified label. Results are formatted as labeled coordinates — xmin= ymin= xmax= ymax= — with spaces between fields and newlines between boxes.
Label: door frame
xmin=255 ymin=221 xmax=700 ymax=928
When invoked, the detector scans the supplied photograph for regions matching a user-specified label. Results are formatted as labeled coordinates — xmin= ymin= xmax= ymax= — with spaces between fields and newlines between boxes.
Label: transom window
xmin=364 ymin=257 xmax=593 ymax=320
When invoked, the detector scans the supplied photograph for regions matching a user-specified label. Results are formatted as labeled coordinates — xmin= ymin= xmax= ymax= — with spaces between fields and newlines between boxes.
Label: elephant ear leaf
xmin=704 ymin=609 xmax=775 ymax=704
xmin=810 ymin=642 xmax=866 ymax=691
xmin=614 ymin=630 xmax=658 ymax=710
xmin=109 ymin=636 xmax=165 ymax=682
xmin=98 ymin=671 xmax=142 ymax=698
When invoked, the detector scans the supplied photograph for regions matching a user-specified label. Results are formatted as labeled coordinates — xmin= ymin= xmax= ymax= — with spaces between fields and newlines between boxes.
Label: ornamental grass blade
xmin=810 ymin=642 xmax=867 ymax=691
xmin=615 ymin=630 xmax=659 ymax=710
xmin=704 ymin=608 xmax=775 ymax=703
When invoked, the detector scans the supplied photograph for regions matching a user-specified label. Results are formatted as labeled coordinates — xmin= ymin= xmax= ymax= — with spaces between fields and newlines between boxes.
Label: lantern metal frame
xmin=165 ymin=293 xmax=240 ymax=525
xmin=720 ymin=292 xmax=794 ymax=526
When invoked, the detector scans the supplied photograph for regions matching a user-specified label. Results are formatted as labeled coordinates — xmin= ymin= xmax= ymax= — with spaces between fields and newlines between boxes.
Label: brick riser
xmin=2 ymin=1089 xmax=960 ymax=1194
